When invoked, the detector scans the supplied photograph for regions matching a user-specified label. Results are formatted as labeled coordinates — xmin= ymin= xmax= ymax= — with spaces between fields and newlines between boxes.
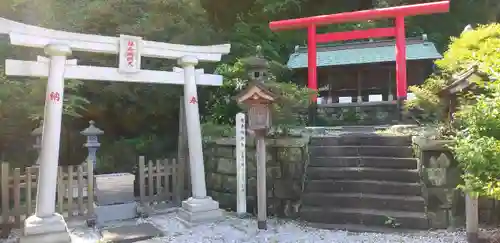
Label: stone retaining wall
xmin=413 ymin=137 xmax=500 ymax=228
xmin=204 ymin=136 xmax=308 ymax=218
xmin=413 ymin=137 xmax=464 ymax=229
xmin=316 ymin=103 xmax=399 ymax=126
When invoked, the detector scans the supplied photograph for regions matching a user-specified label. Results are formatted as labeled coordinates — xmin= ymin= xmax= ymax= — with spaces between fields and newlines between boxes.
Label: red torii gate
xmin=269 ymin=1 xmax=450 ymax=103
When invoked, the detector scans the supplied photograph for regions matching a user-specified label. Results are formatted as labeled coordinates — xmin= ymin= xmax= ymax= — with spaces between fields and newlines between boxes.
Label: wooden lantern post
xmin=236 ymin=46 xmax=277 ymax=230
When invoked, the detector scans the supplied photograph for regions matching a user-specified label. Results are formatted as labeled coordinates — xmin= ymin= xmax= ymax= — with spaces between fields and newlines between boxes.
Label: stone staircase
xmin=300 ymin=134 xmax=428 ymax=231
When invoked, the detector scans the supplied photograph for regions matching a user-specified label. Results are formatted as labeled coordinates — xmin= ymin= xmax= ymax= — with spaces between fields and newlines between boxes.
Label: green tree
xmin=407 ymin=23 xmax=500 ymax=121
xmin=203 ymin=59 xmax=312 ymax=137
xmin=439 ymin=23 xmax=500 ymax=198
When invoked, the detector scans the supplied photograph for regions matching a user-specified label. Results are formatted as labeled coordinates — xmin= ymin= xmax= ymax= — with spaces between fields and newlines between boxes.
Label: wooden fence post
xmin=155 ymin=160 xmax=161 ymax=201
xmin=77 ymin=166 xmax=84 ymax=216
xmin=56 ymin=166 xmax=64 ymax=214
xmin=87 ymin=160 xmax=94 ymax=217
xmin=147 ymin=160 xmax=154 ymax=202
xmin=26 ymin=167 xmax=34 ymax=216
xmin=466 ymin=192 xmax=479 ymax=243
xmin=177 ymin=96 xmax=188 ymax=202
xmin=138 ymin=156 xmax=146 ymax=203
xmin=1 ymin=163 xmax=10 ymax=224
xmin=12 ymin=168 xmax=21 ymax=226
xmin=68 ymin=166 xmax=74 ymax=218
xmin=172 ymin=158 xmax=179 ymax=203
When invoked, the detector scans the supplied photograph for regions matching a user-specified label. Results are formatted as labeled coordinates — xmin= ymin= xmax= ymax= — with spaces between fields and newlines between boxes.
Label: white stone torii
xmin=0 ymin=17 xmax=230 ymax=242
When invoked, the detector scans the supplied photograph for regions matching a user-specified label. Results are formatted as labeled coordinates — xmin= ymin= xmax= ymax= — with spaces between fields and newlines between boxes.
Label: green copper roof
xmin=287 ymin=40 xmax=442 ymax=69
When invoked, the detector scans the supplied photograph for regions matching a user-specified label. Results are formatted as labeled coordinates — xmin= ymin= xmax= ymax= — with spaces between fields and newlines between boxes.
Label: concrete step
xmin=302 ymin=193 xmax=425 ymax=212
xmin=300 ymin=206 xmax=429 ymax=229
xmin=310 ymin=146 xmax=413 ymax=158
xmin=310 ymin=135 xmax=412 ymax=147
xmin=310 ymin=157 xmax=417 ymax=169
xmin=306 ymin=222 xmax=425 ymax=233
xmin=306 ymin=167 xmax=419 ymax=183
xmin=100 ymin=223 xmax=164 ymax=243
xmin=305 ymin=180 xmax=422 ymax=196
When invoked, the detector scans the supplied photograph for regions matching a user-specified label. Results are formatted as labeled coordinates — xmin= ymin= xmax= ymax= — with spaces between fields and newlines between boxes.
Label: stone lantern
xmin=235 ymin=46 xmax=277 ymax=230
xmin=241 ymin=46 xmax=268 ymax=84
xmin=31 ymin=121 xmax=43 ymax=165
xmin=80 ymin=120 xmax=104 ymax=170
xmin=236 ymin=46 xmax=277 ymax=133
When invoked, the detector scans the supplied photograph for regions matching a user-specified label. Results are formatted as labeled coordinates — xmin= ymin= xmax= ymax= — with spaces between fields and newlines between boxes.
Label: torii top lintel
xmin=269 ymin=1 xmax=449 ymax=30
xmin=268 ymin=1 xmax=449 ymax=103
xmin=0 ymin=17 xmax=230 ymax=62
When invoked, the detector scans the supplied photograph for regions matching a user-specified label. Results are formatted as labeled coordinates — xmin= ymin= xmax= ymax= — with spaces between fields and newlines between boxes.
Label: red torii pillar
xmin=269 ymin=1 xmax=449 ymax=104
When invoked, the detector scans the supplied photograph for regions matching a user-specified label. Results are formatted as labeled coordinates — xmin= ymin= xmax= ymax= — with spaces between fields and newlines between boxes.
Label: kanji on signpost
xmin=189 ymin=96 xmax=197 ymax=104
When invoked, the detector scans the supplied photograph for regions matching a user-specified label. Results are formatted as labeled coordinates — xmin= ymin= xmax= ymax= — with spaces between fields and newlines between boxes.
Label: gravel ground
xmin=1 ymin=212 xmax=469 ymax=243
xmin=138 ymin=212 xmax=467 ymax=243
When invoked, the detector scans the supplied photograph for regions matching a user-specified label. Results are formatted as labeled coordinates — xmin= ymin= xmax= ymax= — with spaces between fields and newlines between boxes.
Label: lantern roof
xmin=80 ymin=120 xmax=104 ymax=136
xmin=240 ymin=45 xmax=268 ymax=69
xmin=438 ymin=65 xmax=490 ymax=96
xmin=31 ymin=122 xmax=43 ymax=136
xmin=235 ymin=82 xmax=278 ymax=104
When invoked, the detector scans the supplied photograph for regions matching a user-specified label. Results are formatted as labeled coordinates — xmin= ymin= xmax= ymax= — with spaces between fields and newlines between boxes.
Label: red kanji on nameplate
xmin=48 ymin=92 xmax=60 ymax=103
xmin=126 ymin=41 xmax=135 ymax=67
xmin=189 ymin=96 xmax=197 ymax=104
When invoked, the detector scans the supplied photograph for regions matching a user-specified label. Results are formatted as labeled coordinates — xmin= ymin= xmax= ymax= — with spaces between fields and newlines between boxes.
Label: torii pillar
xmin=269 ymin=1 xmax=450 ymax=121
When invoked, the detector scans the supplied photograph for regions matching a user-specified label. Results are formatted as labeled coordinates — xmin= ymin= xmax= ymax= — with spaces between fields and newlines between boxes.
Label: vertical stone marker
xmin=236 ymin=113 xmax=247 ymax=217
xmin=0 ymin=16 xmax=230 ymax=242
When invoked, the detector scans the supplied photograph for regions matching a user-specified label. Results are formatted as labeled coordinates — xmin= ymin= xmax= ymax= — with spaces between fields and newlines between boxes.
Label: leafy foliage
xmin=406 ymin=23 xmax=500 ymax=198
xmin=452 ymin=90 xmax=500 ymax=198
xmin=406 ymin=23 xmax=500 ymax=122
xmin=442 ymin=23 xmax=500 ymax=198
xmin=202 ymin=59 xmax=312 ymax=137
xmin=203 ymin=61 xmax=247 ymax=125
xmin=0 ymin=0 xmax=498 ymax=171
xmin=0 ymin=56 xmax=88 ymax=165
xmin=437 ymin=23 xmax=500 ymax=78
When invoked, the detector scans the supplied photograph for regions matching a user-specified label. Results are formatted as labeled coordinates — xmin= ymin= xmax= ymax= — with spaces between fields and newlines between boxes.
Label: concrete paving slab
xmin=101 ymin=223 xmax=163 ymax=243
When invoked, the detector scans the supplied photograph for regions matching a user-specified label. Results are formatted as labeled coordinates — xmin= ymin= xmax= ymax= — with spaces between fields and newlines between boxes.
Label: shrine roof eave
xmin=287 ymin=39 xmax=442 ymax=69
xmin=438 ymin=65 xmax=490 ymax=96
xmin=234 ymin=82 xmax=278 ymax=103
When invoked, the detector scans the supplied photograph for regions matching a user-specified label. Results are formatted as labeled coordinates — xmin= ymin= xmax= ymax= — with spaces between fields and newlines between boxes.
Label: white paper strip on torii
xmin=5 ymin=59 xmax=223 ymax=86
xmin=0 ymin=17 xmax=230 ymax=62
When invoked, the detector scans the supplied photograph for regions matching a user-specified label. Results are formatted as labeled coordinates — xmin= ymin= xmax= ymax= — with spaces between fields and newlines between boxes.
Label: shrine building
xmin=287 ymin=34 xmax=443 ymax=125
xmin=288 ymin=34 xmax=441 ymax=104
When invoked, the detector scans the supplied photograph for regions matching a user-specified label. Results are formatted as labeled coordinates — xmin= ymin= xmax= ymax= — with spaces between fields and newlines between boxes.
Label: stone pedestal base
xmin=176 ymin=197 xmax=223 ymax=227
xmin=94 ymin=202 xmax=137 ymax=225
xmin=19 ymin=213 xmax=71 ymax=243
